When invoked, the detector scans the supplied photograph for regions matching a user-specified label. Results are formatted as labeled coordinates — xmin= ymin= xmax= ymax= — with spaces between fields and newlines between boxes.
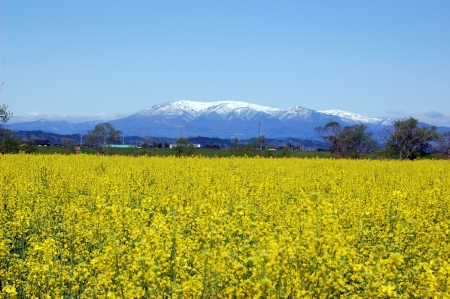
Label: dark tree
xmin=315 ymin=122 xmax=377 ymax=158
xmin=342 ymin=124 xmax=378 ymax=159
xmin=141 ymin=136 xmax=150 ymax=148
xmin=435 ymin=132 xmax=450 ymax=159
xmin=315 ymin=122 xmax=348 ymax=158
xmin=383 ymin=117 xmax=438 ymax=160
xmin=173 ymin=137 xmax=194 ymax=157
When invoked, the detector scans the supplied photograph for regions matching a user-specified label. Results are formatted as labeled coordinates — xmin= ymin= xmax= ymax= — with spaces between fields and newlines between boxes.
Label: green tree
xmin=315 ymin=122 xmax=377 ymax=158
xmin=0 ymin=102 xmax=14 ymax=154
xmin=86 ymin=122 xmax=122 ymax=155
xmin=23 ymin=140 xmax=38 ymax=154
xmin=0 ymin=104 xmax=13 ymax=137
xmin=245 ymin=135 xmax=267 ymax=151
xmin=255 ymin=135 xmax=266 ymax=150
xmin=173 ymin=137 xmax=194 ymax=157
xmin=279 ymin=147 xmax=291 ymax=157
xmin=245 ymin=141 xmax=256 ymax=150
xmin=2 ymin=136 xmax=20 ymax=154
xmin=383 ymin=117 xmax=438 ymax=160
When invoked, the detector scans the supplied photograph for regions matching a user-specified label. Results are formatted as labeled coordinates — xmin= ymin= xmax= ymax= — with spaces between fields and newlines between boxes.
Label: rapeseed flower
xmin=0 ymin=154 xmax=449 ymax=297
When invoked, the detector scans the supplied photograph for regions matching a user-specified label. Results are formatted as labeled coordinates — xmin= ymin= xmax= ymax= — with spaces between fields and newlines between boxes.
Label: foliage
xmin=255 ymin=135 xmax=266 ymax=150
xmin=434 ymin=132 xmax=450 ymax=159
xmin=172 ymin=137 xmax=195 ymax=156
xmin=279 ymin=147 xmax=291 ymax=157
xmin=315 ymin=122 xmax=377 ymax=158
xmin=22 ymin=140 xmax=38 ymax=154
xmin=33 ymin=146 xmax=336 ymax=158
xmin=231 ymin=137 xmax=240 ymax=150
xmin=0 ymin=104 xmax=13 ymax=138
xmin=383 ymin=117 xmax=438 ymax=160
xmin=85 ymin=122 xmax=122 ymax=155
xmin=0 ymin=104 xmax=12 ymax=129
xmin=316 ymin=122 xmax=346 ymax=157
xmin=1 ymin=155 xmax=450 ymax=297
xmin=0 ymin=136 xmax=20 ymax=154
xmin=343 ymin=124 xmax=379 ymax=158
xmin=61 ymin=138 xmax=76 ymax=154
xmin=0 ymin=138 xmax=37 ymax=154
xmin=246 ymin=135 xmax=267 ymax=150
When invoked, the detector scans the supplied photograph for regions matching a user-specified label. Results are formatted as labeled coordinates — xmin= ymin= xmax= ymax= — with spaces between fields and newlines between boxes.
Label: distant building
xmin=34 ymin=139 xmax=52 ymax=146
xmin=169 ymin=143 xmax=201 ymax=149
xmin=203 ymin=144 xmax=221 ymax=150
xmin=110 ymin=144 xmax=136 ymax=148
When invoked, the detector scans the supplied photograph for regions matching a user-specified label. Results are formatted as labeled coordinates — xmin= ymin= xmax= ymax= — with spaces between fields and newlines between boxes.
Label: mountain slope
xmin=108 ymin=101 xmax=387 ymax=138
xmin=7 ymin=100 xmax=425 ymax=138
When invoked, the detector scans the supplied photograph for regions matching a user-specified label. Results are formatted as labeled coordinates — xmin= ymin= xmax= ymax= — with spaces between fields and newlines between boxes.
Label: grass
xmin=34 ymin=146 xmax=442 ymax=159
xmin=36 ymin=146 xmax=334 ymax=158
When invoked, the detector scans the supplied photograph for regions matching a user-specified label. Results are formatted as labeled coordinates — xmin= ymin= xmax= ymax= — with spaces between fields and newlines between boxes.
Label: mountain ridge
xmin=8 ymin=100 xmax=448 ymax=138
xmin=133 ymin=101 xmax=320 ymax=120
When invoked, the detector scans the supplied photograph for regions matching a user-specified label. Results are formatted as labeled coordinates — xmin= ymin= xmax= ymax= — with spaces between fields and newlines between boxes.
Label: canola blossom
xmin=1 ymin=154 xmax=450 ymax=298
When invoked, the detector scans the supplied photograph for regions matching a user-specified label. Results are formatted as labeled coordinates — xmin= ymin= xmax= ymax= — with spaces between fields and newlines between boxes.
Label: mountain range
xmin=7 ymin=100 xmax=446 ymax=139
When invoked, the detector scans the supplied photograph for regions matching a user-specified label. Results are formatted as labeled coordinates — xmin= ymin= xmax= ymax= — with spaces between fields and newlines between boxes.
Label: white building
xmin=169 ymin=143 xmax=201 ymax=149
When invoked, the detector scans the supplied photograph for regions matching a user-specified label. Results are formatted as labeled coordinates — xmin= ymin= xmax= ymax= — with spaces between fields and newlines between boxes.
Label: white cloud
xmin=386 ymin=111 xmax=450 ymax=127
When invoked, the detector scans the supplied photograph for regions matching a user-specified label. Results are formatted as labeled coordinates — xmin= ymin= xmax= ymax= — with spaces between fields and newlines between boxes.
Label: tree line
xmin=315 ymin=118 xmax=450 ymax=159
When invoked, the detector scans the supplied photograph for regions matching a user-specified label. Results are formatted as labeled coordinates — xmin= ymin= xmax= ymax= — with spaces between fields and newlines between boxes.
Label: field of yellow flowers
xmin=1 ymin=154 xmax=450 ymax=298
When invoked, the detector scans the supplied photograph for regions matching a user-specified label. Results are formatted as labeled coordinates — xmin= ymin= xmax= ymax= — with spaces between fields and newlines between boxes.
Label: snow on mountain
xmin=318 ymin=110 xmax=384 ymax=124
xmin=135 ymin=100 xmax=283 ymax=119
xmin=134 ymin=101 xmax=387 ymax=125
xmin=279 ymin=106 xmax=315 ymax=119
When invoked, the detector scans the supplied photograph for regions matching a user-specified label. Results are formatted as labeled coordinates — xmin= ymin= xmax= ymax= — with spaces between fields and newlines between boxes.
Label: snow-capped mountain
xmin=279 ymin=106 xmax=315 ymax=119
xmin=135 ymin=100 xmax=284 ymax=119
xmin=106 ymin=101 xmax=393 ymax=138
xmin=8 ymin=100 xmax=396 ymax=138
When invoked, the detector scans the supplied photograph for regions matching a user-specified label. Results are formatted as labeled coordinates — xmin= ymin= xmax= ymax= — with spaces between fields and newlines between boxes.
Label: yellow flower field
xmin=1 ymin=154 xmax=450 ymax=298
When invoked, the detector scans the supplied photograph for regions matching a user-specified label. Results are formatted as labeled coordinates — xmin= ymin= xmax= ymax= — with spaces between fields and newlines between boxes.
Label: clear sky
xmin=1 ymin=1 xmax=450 ymax=125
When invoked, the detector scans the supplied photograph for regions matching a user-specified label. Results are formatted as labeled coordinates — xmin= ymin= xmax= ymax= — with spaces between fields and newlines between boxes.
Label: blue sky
xmin=1 ymin=1 xmax=450 ymax=125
